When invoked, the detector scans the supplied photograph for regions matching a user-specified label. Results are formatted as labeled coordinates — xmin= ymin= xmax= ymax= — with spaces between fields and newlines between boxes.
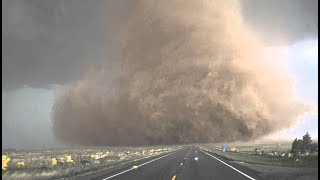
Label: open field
xmin=197 ymin=142 xmax=318 ymax=180
xmin=2 ymin=143 xmax=318 ymax=179
xmin=2 ymin=146 xmax=180 ymax=179
xmin=198 ymin=142 xmax=318 ymax=168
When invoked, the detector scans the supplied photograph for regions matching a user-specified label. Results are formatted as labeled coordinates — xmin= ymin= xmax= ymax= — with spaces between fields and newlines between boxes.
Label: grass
xmin=2 ymin=146 xmax=180 ymax=179
xmin=199 ymin=144 xmax=318 ymax=168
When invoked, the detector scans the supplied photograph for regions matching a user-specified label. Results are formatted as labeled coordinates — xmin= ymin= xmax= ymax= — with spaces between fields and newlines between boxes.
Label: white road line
xmin=102 ymin=150 xmax=180 ymax=180
xmin=198 ymin=148 xmax=256 ymax=180
xmin=101 ymin=168 xmax=133 ymax=180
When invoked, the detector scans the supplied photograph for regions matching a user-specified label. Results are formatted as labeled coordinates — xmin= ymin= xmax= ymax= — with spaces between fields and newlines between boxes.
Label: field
xmin=198 ymin=142 xmax=318 ymax=168
xmin=2 ymin=146 xmax=180 ymax=179
xmin=2 ymin=142 xmax=318 ymax=179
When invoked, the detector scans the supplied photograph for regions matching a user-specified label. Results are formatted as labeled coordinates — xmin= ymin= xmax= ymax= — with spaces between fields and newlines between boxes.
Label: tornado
xmin=52 ymin=0 xmax=313 ymax=146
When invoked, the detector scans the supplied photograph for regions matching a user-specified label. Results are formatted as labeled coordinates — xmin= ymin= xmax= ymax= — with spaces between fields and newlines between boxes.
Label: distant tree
xmin=310 ymin=143 xmax=318 ymax=153
xmin=291 ymin=132 xmax=317 ymax=155
xmin=291 ymin=138 xmax=298 ymax=153
xmin=302 ymin=132 xmax=312 ymax=152
xmin=296 ymin=139 xmax=304 ymax=152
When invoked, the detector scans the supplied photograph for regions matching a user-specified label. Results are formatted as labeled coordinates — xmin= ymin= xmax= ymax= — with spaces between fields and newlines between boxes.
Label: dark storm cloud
xmin=2 ymin=0 xmax=128 ymax=90
xmin=2 ymin=0 xmax=318 ymax=90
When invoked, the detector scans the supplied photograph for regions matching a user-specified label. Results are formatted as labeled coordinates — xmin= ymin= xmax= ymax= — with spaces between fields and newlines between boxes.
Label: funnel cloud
xmin=52 ymin=0 xmax=313 ymax=146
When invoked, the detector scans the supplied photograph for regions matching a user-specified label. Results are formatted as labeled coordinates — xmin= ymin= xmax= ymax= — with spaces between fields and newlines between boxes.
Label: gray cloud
xmin=2 ymin=0 xmax=318 ymax=90
xmin=2 ymin=0 xmax=115 ymax=90
xmin=241 ymin=0 xmax=318 ymax=45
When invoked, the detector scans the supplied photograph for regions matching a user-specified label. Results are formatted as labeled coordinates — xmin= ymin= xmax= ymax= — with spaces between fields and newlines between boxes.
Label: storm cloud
xmin=2 ymin=0 xmax=318 ymax=90
xmin=51 ymin=0 xmax=314 ymax=146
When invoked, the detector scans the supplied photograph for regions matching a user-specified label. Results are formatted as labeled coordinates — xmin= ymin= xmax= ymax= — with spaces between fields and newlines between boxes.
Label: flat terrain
xmin=2 ymin=144 xmax=318 ymax=180
xmin=77 ymin=146 xmax=261 ymax=180
xmin=199 ymin=143 xmax=318 ymax=167
xmin=2 ymin=146 xmax=178 ymax=179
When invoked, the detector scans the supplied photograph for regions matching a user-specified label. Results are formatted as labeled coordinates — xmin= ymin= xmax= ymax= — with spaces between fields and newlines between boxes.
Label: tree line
xmin=291 ymin=132 xmax=318 ymax=155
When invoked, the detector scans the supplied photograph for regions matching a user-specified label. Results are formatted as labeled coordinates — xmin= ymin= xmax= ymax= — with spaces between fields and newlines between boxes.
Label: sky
xmin=259 ymin=39 xmax=318 ymax=141
xmin=280 ymin=40 xmax=318 ymax=139
xmin=2 ymin=0 xmax=318 ymax=149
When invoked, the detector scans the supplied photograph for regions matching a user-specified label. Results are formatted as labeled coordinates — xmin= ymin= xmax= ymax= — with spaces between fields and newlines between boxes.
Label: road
xmin=78 ymin=146 xmax=263 ymax=180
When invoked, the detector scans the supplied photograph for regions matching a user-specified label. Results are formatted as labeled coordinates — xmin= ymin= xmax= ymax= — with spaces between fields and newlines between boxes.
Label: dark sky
xmin=2 ymin=0 xmax=318 ymax=90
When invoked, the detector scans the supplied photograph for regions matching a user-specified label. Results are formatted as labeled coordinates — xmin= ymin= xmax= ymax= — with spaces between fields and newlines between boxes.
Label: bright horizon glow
xmin=260 ymin=39 xmax=318 ymax=142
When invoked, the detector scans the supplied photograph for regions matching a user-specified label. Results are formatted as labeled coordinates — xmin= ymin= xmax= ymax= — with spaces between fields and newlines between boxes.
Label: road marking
xmin=198 ymin=148 xmax=256 ymax=180
xmin=101 ymin=150 xmax=180 ymax=180
xmin=172 ymin=175 xmax=176 ymax=180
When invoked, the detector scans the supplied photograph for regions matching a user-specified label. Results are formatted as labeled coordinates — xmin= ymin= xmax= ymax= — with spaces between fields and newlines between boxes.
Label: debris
xmin=194 ymin=157 xmax=199 ymax=161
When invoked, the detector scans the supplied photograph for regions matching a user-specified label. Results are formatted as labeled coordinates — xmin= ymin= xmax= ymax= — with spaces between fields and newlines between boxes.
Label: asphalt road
xmin=81 ymin=146 xmax=263 ymax=180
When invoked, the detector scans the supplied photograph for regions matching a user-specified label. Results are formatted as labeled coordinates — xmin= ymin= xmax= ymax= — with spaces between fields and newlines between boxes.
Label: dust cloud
xmin=52 ymin=0 xmax=313 ymax=146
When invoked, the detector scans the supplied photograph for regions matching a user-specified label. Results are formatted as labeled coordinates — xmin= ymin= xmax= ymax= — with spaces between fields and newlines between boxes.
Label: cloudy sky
xmin=2 ymin=0 xmax=318 ymax=149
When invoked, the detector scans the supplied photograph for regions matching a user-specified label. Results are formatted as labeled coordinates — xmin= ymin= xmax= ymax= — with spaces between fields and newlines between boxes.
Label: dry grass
xmin=199 ymin=143 xmax=318 ymax=168
xmin=2 ymin=146 xmax=179 ymax=179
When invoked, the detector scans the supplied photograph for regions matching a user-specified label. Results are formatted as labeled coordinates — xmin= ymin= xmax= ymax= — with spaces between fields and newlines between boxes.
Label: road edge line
xmin=198 ymin=148 xmax=256 ymax=180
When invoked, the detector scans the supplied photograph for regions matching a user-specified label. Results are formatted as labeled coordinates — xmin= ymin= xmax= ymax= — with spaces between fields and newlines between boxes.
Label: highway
xmin=78 ymin=146 xmax=262 ymax=180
